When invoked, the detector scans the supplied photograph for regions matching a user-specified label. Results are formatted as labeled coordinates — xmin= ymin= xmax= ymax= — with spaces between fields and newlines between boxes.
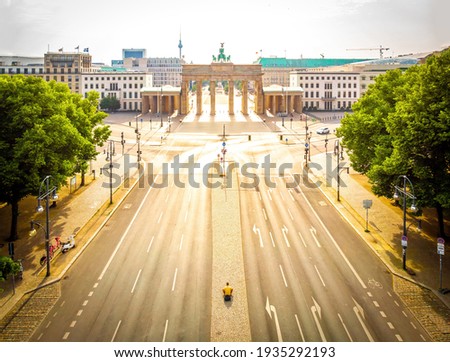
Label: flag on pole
xmin=83 ymin=47 xmax=89 ymax=53
xmin=75 ymin=45 xmax=80 ymax=51
xmin=58 ymin=47 xmax=63 ymax=52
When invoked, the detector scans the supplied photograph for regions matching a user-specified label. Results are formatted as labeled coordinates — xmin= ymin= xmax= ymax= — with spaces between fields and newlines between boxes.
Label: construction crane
xmin=346 ymin=45 xmax=390 ymax=59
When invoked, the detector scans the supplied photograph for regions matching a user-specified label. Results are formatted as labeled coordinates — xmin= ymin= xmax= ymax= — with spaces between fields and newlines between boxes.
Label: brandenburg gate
xmin=142 ymin=44 xmax=303 ymax=117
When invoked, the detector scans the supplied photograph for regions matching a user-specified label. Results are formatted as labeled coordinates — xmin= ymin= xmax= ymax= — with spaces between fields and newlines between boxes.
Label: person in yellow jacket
xmin=223 ymin=282 xmax=233 ymax=301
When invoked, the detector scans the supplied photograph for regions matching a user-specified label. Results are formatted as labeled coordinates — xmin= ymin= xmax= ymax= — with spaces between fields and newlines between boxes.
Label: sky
xmin=0 ymin=0 xmax=449 ymax=64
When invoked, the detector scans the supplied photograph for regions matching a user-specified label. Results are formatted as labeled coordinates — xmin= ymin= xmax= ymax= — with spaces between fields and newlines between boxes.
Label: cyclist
xmin=223 ymin=282 xmax=233 ymax=301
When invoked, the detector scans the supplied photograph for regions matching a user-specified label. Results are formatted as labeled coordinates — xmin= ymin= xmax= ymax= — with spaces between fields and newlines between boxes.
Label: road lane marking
xmin=338 ymin=313 xmax=353 ymax=342
xmin=282 ymin=225 xmax=291 ymax=247
xmin=266 ymin=297 xmax=283 ymax=342
xmin=380 ymin=311 xmax=387 ymax=318
xmin=165 ymin=194 xmax=170 ymax=202
xmin=352 ymin=298 xmax=374 ymax=342
xmin=402 ymin=310 xmax=408 ymax=318
xmin=184 ymin=210 xmax=189 ymax=222
xmin=298 ymin=232 xmax=307 ymax=248
xmin=310 ymin=227 xmax=321 ymax=248
xmin=157 ymin=211 xmax=164 ymax=224
xmin=287 ymin=208 xmax=294 ymax=220
xmin=98 ymin=176 xmax=159 ymax=281
xmin=147 ymin=236 xmax=154 ymax=253
xmin=163 ymin=320 xmax=169 ymax=342
xmin=262 ymin=207 xmax=268 ymax=221
xmin=394 ymin=300 xmax=400 ymax=307
xmin=45 ymin=321 xmax=51 ymax=329
xmin=82 ymin=300 xmax=88 ymax=306
xmin=294 ymin=176 xmax=366 ymax=289
xmin=314 ymin=265 xmax=326 ymax=287
xmin=93 ymin=283 xmax=99 ymax=288
xmin=279 ymin=265 xmax=288 ymax=287
xmin=288 ymin=189 xmax=295 ymax=201
xmin=396 ymin=334 xmax=403 ymax=341
xmin=269 ymin=231 xmax=276 ymax=247
xmin=373 ymin=301 xmax=379 ymax=307
xmin=179 ymin=235 xmax=184 ymax=251
xmin=267 ymin=190 xmax=272 ymax=201
xmin=70 ymin=321 xmax=76 ymax=328
xmin=88 ymin=291 xmax=94 ymax=297
xmin=294 ymin=314 xmax=305 ymax=342
xmin=60 ymin=301 xmax=65 ymax=307
xmin=131 ymin=269 xmax=142 ymax=294
xmin=111 ymin=320 xmax=121 ymax=342
xmin=387 ymin=322 xmax=395 ymax=329
xmin=77 ymin=310 xmax=83 ymax=316
xmin=63 ymin=332 xmax=70 ymax=340
xmin=311 ymin=297 xmax=327 ymax=342
xmin=53 ymin=312 xmax=58 ymax=317
xmin=37 ymin=333 xmax=43 ymax=341
xmin=258 ymin=191 xmax=262 ymax=201
xmin=172 ymin=268 xmax=178 ymax=291
xmin=279 ymin=190 xmax=285 ymax=201
xmin=253 ymin=224 xmax=263 ymax=247
xmin=410 ymin=321 xmax=417 ymax=329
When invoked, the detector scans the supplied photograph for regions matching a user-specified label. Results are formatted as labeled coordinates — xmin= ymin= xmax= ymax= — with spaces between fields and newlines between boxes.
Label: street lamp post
xmin=393 ymin=175 xmax=417 ymax=271
xmin=335 ymin=140 xmax=349 ymax=202
xmin=35 ymin=176 xmax=58 ymax=277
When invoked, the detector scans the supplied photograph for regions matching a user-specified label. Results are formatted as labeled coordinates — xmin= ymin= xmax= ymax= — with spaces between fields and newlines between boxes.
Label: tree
xmin=67 ymin=91 xmax=110 ymax=185
xmin=0 ymin=256 xmax=20 ymax=281
xmin=338 ymin=49 xmax=450 ymax=237
xmin=0 ymin=76 xmax=106 ymax=240
xmin=100 ymin=95 xmax=121 ymax=112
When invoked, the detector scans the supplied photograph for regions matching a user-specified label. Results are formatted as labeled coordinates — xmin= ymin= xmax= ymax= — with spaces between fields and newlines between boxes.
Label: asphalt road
xmin=29 ymin=99 xmax=431 ymax=342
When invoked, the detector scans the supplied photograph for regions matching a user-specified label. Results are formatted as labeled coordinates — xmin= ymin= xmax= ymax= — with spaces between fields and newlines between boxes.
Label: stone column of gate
xmin=210 ymin=80 xmax=216 ymax=116
xmin=142 ymin=95 xmax=150 ymax=114
xmin=196 ymin=79 xmax=203 ymax=115
xmin=254 ymin=80 xmax=264 ymax=114
xmin=168 ymin=96 xmax=173 ymax=115
xmin=241 ymin=80 xmax=248 ymax=115
xmin=228 ymin=80 xmax=234 ymax=115
xmin=181 ymin=80 xmax=189 ymax=115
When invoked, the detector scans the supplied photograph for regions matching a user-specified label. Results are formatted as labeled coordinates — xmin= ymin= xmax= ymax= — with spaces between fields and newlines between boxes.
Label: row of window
xmin=84 ymin=83 xmax=144 ymax=90
xmin=84 ymin=76 xmax=145 ymax=81
xmin=304 ymin=100 xmax=354 ymax=109
xmin=304 ymin=91 xmax=358 ymax=98
xmin=299 ymin=75 xmax=358 ymax=81
xmin=301 ymin=83 xmax=358 ymax=89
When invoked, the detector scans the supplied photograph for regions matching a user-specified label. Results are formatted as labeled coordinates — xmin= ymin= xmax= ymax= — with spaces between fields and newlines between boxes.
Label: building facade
xmin=82 ymin=70 xmax=152 ymax=111
xmin=256 ymin=57 xmax=371 ymax=87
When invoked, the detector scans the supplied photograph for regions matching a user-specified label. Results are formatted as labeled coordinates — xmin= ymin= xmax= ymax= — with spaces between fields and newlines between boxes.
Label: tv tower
xmin=178 ymin=31 xmax=183 ymax=59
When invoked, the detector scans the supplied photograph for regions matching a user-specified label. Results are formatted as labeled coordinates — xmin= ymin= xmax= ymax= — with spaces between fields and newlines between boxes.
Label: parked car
xmin=316 ymin=127 xmax=330 ymax=134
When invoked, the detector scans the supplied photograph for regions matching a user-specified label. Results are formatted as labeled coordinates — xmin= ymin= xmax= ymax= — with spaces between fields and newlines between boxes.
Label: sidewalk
xmin=308 ymin=152 xmax=450 ymax=341
xmin=0 ymin=151 xmax=140 ymax=327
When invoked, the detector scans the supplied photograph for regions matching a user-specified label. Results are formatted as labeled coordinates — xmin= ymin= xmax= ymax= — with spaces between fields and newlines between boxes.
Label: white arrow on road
xmin=253 ymin=224 xmax=263 ymax=248
xmin=310 ymin=226 xmax=321 ymax=248
xmin=311 ymin=297 xmax=327 ymax=342
xmin=352 ymin=297 xmax=374 ymax=342
xmin=266 ymin=297 xmax=283 ymax=342
xmin=282 ymin=225 xmax=291 ymax=248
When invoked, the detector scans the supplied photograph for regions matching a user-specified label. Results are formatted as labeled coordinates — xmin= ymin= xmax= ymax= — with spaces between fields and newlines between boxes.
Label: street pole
xmin=36 ymin=176 xmax=57 ymax=277
xmin=394 ymin=175 xmax=417 ymax=272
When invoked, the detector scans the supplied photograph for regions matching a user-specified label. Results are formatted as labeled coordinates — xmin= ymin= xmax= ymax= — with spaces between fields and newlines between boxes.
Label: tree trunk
xmin=436 ymin=204 xmax=447 ymax=239
xmin=80 ymin=170 xmax=85 ymax=187
xmin=9 ymin=200 xmax=19 ymax=241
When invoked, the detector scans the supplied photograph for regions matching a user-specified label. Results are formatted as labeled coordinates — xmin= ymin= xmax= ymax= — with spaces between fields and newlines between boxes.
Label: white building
xmin=290 ymin=57 xmax=419 ymax=111
xmin=82 ymin=69 xmax=152 ymax=111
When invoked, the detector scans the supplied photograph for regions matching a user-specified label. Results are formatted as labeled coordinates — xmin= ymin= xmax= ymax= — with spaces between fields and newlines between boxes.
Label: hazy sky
xmin=0 ymin=0 xmax=448 ymax=64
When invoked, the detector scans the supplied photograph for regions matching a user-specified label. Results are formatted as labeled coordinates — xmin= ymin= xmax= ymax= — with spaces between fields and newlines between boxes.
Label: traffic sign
xmin=401 ymin=235 xmax=408 ymax=247
xmin=438 ymin=243 xmax=445 ymax=255
xmin=222 ymin=142 xmax=226 ymax=147
xmin=437 ymin=237 xmax=445 ymax=244
xmin=305 ymin=143 xmax=309 ymax=149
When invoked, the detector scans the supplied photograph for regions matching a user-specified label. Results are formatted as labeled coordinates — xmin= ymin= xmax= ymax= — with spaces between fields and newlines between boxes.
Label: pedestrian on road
xmin=223 ymin=282 xmax=233 ymax=301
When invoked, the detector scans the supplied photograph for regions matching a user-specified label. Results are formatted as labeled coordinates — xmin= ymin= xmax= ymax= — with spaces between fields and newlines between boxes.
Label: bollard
xmin=248 ymin=134 xmax=251 ymax=141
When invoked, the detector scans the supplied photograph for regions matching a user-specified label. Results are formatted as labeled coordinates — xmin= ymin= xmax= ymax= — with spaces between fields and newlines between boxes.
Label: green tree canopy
xmin=0 ymin=76 xmax=109 ymax=240
xmin=338 ymin=49 xmax=450 ymax=237
xmin=100 ymin=95 xmax=121 ymax=112
xmin=0 ymin=256 xmax=20 ymax=281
